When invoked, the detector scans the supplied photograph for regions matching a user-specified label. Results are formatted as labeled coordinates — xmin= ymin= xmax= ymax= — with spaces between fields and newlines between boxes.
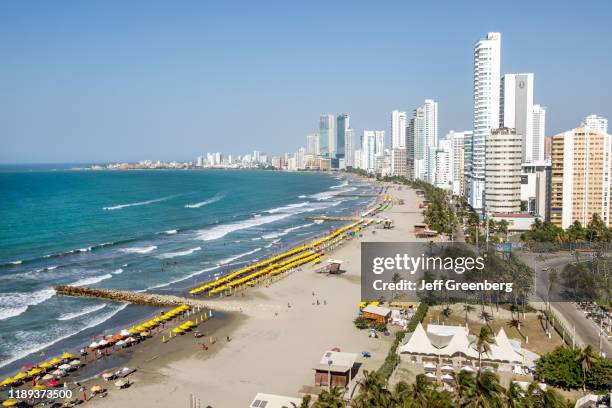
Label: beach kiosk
xmin=361 ymin=304 xmax=392 ymax=324
xmin=314 ymin=350 xmax=358 ymax=389
xmin=249 ymin=393 xmax=302 ymax=408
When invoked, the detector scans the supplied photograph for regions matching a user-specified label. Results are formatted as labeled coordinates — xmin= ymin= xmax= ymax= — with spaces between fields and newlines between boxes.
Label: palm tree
xmin=576 ymin=345 xmax=600 ymax=391
xmin=351 ymin=370 xmax=392 ymax=408
xmin=312 ymin=386 xmax=346 ymax=408
xmin=504 ymin=381 xmax=527 ymax=408
xmin=479 ymin=310 xmax=494 ymax=329
xmin=391 ymin=272 xmax=401 ymax=301
xmin=286 ymin=394 xmax=311 ymax=408
xmin=463 ymin=303 xmax=475 ymax=324
xmin=525 ymin=382 xmax=567 ymax=408
xmin=507 ymin=318 xmax=524 ymax=339
xmin=453 ymin=370 xmax=477 ymax=406
xmin=471 ymin=326 xmax=494 ymax=375
xmin=473 ymin=370 xmax=506 ymax=407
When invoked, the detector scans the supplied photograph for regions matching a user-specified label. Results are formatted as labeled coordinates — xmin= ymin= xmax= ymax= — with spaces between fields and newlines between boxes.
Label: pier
xmin=304 ymin=215 xmax=359 ymax=222
xmin=53 ymin=285 xmax=259 ymax=313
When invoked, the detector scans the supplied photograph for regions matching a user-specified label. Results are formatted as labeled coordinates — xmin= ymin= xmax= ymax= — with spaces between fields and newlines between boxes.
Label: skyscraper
xmin=345 ymin=128 xmax=354 ymax=167
xmin=550 ymin=126 xmax=611 ymax=228
xmin=375 ymin=131 xmax=385 ymax=155
xmin=318 ymin=114 xmax=335 ymax=157
xmin=336 ymin=113 xmax=349 ymax=159
xmin=434 ymin=139 xmax=452 ymax=190
xmin=423 ymin=99 xmax=439 ymax=183
xmin=306 ymin=133 xmax=320 ymax=156
xmin=361 ymin=131 xmax=377 ymax=172
xmin=410 ymin=107 xmax=426 ymax=181
xmin=501 ymin=73 xmax=534 ymax=162
xmin=532 ymin=104 xmax=546 ymax=162
xmin=449 ymin=130 xmax=471 ymax=196
xmin=581 ymin=114 xmax=608 ymax=134
xmin=485 ymin=128 xmax=522 ymax=214
xmin=468 ymin=32 xmax=501 ymax=210
xmin=391 ymin=110 xmax=407 ymax=148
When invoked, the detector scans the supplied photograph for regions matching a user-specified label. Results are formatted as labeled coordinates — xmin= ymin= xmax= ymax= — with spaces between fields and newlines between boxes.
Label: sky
xmin=1 ymin=0 xmax=611 ymax=164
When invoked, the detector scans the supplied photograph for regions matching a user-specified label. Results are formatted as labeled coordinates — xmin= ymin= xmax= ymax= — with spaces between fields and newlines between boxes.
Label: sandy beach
xmin=87 ymin=182 xmax=426 ymax=408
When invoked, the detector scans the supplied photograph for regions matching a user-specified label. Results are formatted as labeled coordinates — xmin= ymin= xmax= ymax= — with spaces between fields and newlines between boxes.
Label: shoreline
xmin=84 ymin=181 xmax=425 ymax=407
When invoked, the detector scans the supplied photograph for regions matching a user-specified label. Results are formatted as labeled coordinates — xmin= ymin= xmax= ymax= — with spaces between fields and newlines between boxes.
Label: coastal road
xmin=516 ymin=251 xmax=612 ymax=357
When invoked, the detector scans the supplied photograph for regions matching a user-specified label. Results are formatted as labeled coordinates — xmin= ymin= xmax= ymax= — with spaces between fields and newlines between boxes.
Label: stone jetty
xmin=53 ymin=285 xmax=265 ymax=313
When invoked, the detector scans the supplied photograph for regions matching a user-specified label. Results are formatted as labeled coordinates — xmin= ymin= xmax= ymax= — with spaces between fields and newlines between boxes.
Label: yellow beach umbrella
xmin=28 ymin=368 xmax=42 ymax=376
xmin=39 ymin=362 xmax=52 ymax=369
xmin=49 ymin=357 xmax=62 ymax=365
xmin=33 ymin=384 xmax=46 ymax=390
xmin=139 ymin=331 xmax=150 ymax=337
xmin=128 ymin=328 xmax=138 ymax=334
xmin=2 ymin=399 xmax=18 ymax=407
xmin=172 ymin=328 xmax=183 ymax=334
xmin=13 ymin=372 xmax=26 ymax=380
xmin=0 ymin=377 xmax=13 ymax=386
xmin=135 ymin=325 xmax=145 ymax=331
xmin=61 ymin=352 xmax=74 ymax=359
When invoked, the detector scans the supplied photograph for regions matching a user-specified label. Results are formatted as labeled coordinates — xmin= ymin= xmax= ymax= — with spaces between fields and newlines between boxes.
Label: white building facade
xmin=467 ymin=32 xmax=502 ymax=211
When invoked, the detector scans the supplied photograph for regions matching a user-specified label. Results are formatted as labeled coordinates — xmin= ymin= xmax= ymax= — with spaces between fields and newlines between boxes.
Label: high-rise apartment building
xmin=449 ymin=131 xmax=471 ymax=197
xmin=391 ymin=148 xmax=408 ymax=177
xmin=521 ymin=160 xmax=550 ymax=219
xmin=318 ymin=114 xmax=335 ymax=157
xmin=336 ymin=113 xmax=349 ymax=159
xmin=375 ymin=131 xmax=385 ymax=155
xmin=532 ymin=104 xmax=546 ymax=162
xmin=581 ymin=114 xmax=608 ymax=134
xmin=306 ymin=133 xmax=320 ymax=156
xmin=345 ymin=128 xmax=354 ymax=167
xmin=361 ymin=131 xmax=377 ymax=172
xmin=467 ymin=32 xmax=501 ymax=211
xmin=501 ymin=73 xmax=534 ymax=162
xmin=423 ymin=99 xmax=438 ymax=183
xmin=410 ymin=107 xmax=426 ymax=181
xmin=391 ymin=110 xmax=407 ymax=148
xmin=550 ymin=127 xmax=611 ymax=228
xmin=434 ymin=139 xmax=452 ymax=190
xmin=484 ymin=128 xmax=522 ymax=214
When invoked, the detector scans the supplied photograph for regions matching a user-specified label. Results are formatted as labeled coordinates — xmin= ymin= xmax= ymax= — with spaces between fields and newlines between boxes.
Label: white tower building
xmin=391 ymin=110 xmax=407 ymax=148
xmin=501 ymin=73 xmax=534 ymax=162
xmin=581 ymin=114 xmax=608 ymax=134
xmin=532 ymin=105 xmax=546 ymax=162
xmin=468 ymin=32 xmax=501 ymax=211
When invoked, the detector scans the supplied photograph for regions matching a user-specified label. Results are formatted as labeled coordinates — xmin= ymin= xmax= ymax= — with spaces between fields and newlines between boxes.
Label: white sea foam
xmin=196 ymin=213 xmax=293 ymax=241
xmin=103 ymin=195 xmax=174 ymax=211
xmin=70 ymin=273 xmax=113 ymax=287
xmin=57 ymin=304 xmax=107 ymax=321
xmin=218 ymin=248 xmax=261 ymax=265
xmin=10 ymin=260 xmax=22 ymax=265
xmin=330 ymin=181 xmax=349 ymax=189
xmin=0 ymin=303 xmax=128 ymax=369
xmin=265 ymin=239 xmax=282 ymax=248
xmin=147 ymin=266 xmax=220 ymax=290
xmin=157 ymin=246 xmax=202 ymax=259
xmin=266 ymin=202 xmax=310 ymax=214
xmin=0 ymin=288 xmax=56 ymax=321
xmin=164 ymin=229 xmax=178 ymax=235
xmin=185 ymin=192 xmax=225 ymax=209
xmin=262 ymin=223 xmax=314 ymax=240
xmin=297 ymin=194 xmax=307 ymax=198
xmin=119 ymin=245 xmax=157 ymax=254
xmin=111 ymin=268 xmax=124 ymax=275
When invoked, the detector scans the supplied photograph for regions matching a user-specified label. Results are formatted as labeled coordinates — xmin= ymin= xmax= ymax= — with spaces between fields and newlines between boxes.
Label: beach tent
xmin=397 ymin=323 xmax=440 ymax=355
xmin=487 ymin=328 xmax=523 ymax=363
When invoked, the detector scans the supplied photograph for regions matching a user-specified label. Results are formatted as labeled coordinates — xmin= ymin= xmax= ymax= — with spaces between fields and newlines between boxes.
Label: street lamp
xmin=327 ymin=359 xmax=333 ymax=392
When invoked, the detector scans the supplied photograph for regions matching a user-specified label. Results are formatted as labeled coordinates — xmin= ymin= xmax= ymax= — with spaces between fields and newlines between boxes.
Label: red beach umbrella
xmin=47 ymin=380 xmax=61 ymax=388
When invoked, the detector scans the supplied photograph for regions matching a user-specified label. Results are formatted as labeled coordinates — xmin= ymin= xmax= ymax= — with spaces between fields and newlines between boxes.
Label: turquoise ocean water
xmin=0 ymin=166 xmax=374 ymax=376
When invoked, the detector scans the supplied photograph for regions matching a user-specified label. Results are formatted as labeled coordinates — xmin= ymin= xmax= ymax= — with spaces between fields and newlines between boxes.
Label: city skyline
xmin=1 ymin=1 xmax=612 ymax=163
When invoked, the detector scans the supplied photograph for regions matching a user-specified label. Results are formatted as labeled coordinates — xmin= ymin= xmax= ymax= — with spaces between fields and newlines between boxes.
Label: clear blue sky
xmin=1 ymin=0 xmax=611 ymax=163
